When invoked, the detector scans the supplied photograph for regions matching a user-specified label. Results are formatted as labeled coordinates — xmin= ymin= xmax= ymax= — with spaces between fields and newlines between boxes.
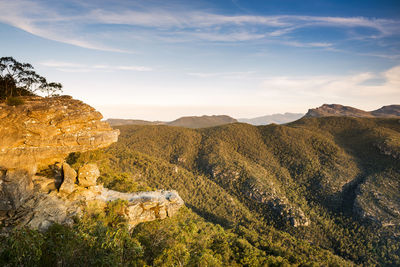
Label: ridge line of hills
xmin=106 ymin=104 xmax=400 ymax=128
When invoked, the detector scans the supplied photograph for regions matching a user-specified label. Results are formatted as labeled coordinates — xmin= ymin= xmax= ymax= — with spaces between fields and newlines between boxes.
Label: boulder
xmin=0 ymin=169 xmax=33 ymax=211
xmin=78 ymin=163 xmax=100 ymax=187
xmin=100 ymin=189 xmax=184 ymax=228
xmin=60 ymin=163 xmax=77 ymax=194
xmin=32 ymin=176 xmax=57 ymax=193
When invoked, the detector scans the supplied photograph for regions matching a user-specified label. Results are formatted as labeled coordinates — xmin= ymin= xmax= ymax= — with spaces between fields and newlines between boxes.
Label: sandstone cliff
xmin=0 ymin=96 xmax=118 ymax=172
xmin=0 ymin=96 xmax=183 ymax=231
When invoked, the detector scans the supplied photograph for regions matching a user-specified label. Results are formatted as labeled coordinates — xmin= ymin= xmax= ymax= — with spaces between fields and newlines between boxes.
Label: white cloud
xmin=187 ymin=71 xmax=256 ymax=79
xmin=0 ymin=0 xmax=129 ymax=52
xmin=40 ymin=61 xmax=153 ymax=72
xmin=41 ymin=61 xmax=84 ymax=68
xmin=0 ymin=0 xmax=399 ymax=50
xmin=116 ymin=66 xmax=153 ymax=71
xmin=261 ymin=66 xmax=400 ymax=100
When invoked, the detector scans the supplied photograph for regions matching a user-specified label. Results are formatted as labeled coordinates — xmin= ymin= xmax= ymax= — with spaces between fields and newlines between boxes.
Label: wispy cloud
xmin=261 ymin=65 xmax=400 ymax=99
xmin=0 ymin=0 xmax=129 ymax=52
xmin=0 ymin=0 xmax=399 ymax=51
xmin=188 ymin=71 xmax=256 ymax=78
xmin=40 ymin=61 xmax=153 ymax=72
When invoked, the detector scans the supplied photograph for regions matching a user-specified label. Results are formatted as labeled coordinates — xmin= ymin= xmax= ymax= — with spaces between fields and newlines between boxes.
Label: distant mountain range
xmin=168 ymin=115 xmax=237 ymax=128
xmin=106 ymin=115 xmax=237 ymax=128
xmin=305 ymin=104 xmax=400 ymax=118
xmin=106 ymin=104 xmax=400 ymax=129
xmin=105 ymin=119 xmax=163 ymax=126
xmin=238 ymin=112 xmax=304 ymax=125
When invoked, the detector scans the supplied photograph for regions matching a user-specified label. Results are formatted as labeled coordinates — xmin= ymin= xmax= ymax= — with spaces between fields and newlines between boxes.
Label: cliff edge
xmin=0 ymin=96 xmax=183 ymax=231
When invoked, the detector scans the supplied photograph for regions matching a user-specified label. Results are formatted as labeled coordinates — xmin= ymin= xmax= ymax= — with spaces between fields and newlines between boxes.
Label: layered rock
xmin=3 ymin=172 xmax=183 ymax=231
xmin=99 ymin=188 xmax=184 ymax=228
xmin=0 ymin=95 xmax=119 ymax=171
xmin=0 ymin=96 xmax=184 ymax=231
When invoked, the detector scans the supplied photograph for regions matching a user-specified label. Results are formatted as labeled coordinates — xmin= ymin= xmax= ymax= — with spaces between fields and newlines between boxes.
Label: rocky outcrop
xmin=2 ymin=168 xmax=183 ymax=231
xmin=0 ymin=95 xmax=119 ymax=172
xmin=371 ymin=105 xmax=400 ymax=117
xmin=375 ymin=141 xmax=400 ymax=159
xmin=304 ymin=104 xmax=400 ymax=118
xmin=0 ymin=96 xmax=184 ymax=231
xmin=211 ymin=166 xmax=310 ymax=227
xmin=60 ymin=163 xmax=76 ymax=194
xmin=353 ymin=172 xmax=400 ymax=234
xmin=99 ymin=188 xmax=184 ymax=228
xmin=244 ymin=181 xmax=310 ymax=227
xmin=304 ymin=104 xmax=373 ymax=118
xmin=77 ymin=163 xmax=100 ymax=187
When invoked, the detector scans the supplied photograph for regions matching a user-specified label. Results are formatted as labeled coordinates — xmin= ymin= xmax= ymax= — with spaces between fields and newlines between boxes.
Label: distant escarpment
xmin=168 ymin=115 xmax=237 ymax=128
xmin=305 ymin=104 xmax=400 ymax=118
xmin=238 ymin=112 xmax=304 ymax=125
xmin=107 ymin=115 xmax=237 ymax=128
xmin=106 ymin=118 xmax=164 ymax=127
xmin=0 ymin=96 xmax=183 ymax=231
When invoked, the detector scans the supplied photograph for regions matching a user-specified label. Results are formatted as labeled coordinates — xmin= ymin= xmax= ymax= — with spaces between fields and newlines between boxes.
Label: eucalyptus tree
xmin=0 ymin=57 xmax=63 ymax=99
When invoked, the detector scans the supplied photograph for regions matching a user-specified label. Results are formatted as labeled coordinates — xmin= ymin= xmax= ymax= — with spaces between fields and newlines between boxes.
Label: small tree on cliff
xmin=0 ymin=57 xmax=63 ymax=99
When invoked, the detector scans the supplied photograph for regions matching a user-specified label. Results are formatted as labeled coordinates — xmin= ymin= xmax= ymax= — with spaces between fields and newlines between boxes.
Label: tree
xmin=39 ymin=81 xmax=63 ymax=97
xmin=0 ymin=56 xmax=62 ymax=99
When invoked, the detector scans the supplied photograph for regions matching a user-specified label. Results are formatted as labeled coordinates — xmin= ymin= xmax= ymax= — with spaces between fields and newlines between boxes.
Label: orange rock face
xmin=0 ymin=96 xmax=184 ymax=231
xmin=0 ymin=95 xmax=119 ymax=172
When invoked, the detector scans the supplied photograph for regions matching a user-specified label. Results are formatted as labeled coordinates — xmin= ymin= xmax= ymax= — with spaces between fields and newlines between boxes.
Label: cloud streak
xmin=0 ymin=0 xmax=129 ymax=52
xmin=0 ymin=0 xmax=399 ymax=51
xmin=40 ymin=61 xmax=153 ymax=72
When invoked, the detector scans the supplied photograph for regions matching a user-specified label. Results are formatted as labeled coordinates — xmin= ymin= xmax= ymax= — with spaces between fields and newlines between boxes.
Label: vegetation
xmin=0 ymin=57 xmax=62 ymax=99
xmin=2 ymin=117 xmax=400 ymax=266
xmin=5 ymin=96 xmax=25 ymax=106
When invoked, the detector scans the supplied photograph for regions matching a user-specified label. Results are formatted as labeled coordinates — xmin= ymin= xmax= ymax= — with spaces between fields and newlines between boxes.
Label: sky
xmin=0 ymin=0 xmax=399 ymax=120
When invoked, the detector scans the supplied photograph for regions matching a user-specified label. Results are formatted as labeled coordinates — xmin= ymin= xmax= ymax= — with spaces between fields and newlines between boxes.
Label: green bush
xmin=6 ymin=96 xmax=24 ymax=106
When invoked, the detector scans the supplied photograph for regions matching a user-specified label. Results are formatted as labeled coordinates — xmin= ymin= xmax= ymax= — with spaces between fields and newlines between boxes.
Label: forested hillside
xmin=3 ymin=117 xmax=399 ymax=266
xmin=86 ymin=117 xmax=400 ymax=265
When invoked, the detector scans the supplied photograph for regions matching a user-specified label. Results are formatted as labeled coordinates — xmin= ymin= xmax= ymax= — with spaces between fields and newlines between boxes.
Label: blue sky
xmin=0 ymin=0 xmax=399 ymax=120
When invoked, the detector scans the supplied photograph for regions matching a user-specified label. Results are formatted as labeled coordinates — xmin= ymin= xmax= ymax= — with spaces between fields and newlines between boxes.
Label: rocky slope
xmin=0 ymin=96 xmax=183 ymax=231
xmin=305 ymin=104 xmax=400 ymax=118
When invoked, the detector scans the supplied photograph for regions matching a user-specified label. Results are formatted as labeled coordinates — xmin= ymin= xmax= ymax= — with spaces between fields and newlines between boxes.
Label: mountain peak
xmin=168 ymin=115 xmax=237 ymax=128
xmin=304 ymin=104 xmax=400 ymax=118
xmin=305 ymin=104 xmax=372 ymax=118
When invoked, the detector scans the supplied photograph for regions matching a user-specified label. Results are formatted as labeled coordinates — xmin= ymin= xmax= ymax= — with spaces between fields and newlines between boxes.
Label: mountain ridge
xmin=238 ymin=112 xmax=304 ymax=125
xmin=106 ymin=114 xmax=237 ymax=128
xmin=305 ymin=104 xmax=400 ymax=118
xmin=106 ymin=104 xmax=400 ymax=128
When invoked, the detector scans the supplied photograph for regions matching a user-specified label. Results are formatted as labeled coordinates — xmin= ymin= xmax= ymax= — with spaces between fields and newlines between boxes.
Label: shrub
xmin=6 ymin=96 xmax=24 ymax=106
